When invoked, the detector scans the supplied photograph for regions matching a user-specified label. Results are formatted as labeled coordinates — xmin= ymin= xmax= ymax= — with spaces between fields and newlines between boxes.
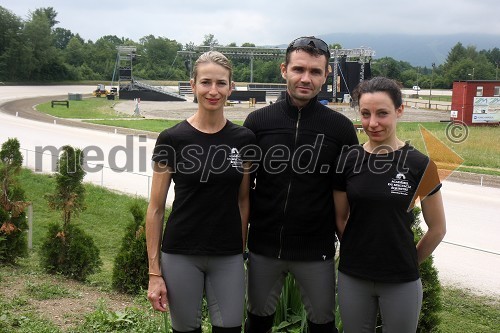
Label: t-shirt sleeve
xmin=422 ymin=159 xmax=442 ymax=196
xmin=152 ymin=130 xmax=176 ymax=169
xmin=409 ymin=158 xmax=442 ymax=209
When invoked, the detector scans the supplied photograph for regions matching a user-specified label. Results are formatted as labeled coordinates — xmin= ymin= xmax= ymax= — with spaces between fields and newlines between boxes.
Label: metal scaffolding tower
xmin=112 ymin=46 xmax=137 ymax=91
xmin=331 ymin=47 xmax=376 ymax=98
xmin=177 ymin=45 xmax=375 ymax=97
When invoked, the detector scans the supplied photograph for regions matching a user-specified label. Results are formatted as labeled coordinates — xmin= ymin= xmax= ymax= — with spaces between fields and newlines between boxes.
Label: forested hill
xmin=318 ymin=33 xmax=499 ymax=67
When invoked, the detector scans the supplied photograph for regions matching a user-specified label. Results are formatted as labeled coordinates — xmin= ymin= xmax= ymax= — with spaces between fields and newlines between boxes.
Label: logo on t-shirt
xmin=388 ymin=172 xmax=412 ymax=195
xmin=228 ymin=148 xmax=242 ymax=168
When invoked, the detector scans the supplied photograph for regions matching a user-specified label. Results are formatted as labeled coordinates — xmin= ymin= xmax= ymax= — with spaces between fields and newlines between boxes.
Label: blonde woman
xmin=146 ymin=51 xmax=255 ymax=333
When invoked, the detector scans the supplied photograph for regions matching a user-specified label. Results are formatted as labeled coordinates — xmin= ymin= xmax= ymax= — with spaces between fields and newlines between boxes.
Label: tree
xmin=23 ymin=7 xmax=67 ymax=80
xmin=0 ymin=7 xmax=24 ymax=81
xmin=41 ymin=145 xmax=102 ymax=281
xmin=112 ymin=200 xmax=149 ymax=294
xmin=445 ymin=42 xmax=467 ymax=66
xmin=64 ymin=36 xmax=86 ymax=67
xmin=0 ymin=138 xmax=30 ymax=263
xmin=330 ymin=43 xmax=342 ymax=50
xmin=136 ymin=35 xmax=183 ymax=80
xmin=202 ymin=33 xmax=219 ymax=48
xmin=53 ymin=27 xmax=76 ymax=49
xmin=45 ymin=145 xmax=86 ymax=228
xmin=30 ymin=7 xmax=59 ymax=28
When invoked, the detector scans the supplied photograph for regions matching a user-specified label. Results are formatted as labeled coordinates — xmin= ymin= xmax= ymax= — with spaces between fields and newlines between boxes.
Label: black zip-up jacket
xmin=243 ymin=93 xmax=358 ymax=261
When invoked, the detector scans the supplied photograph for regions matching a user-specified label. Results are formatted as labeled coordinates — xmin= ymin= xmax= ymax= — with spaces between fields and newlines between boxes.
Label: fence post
xmin=28 ymin=204 xmax=33 ymax=250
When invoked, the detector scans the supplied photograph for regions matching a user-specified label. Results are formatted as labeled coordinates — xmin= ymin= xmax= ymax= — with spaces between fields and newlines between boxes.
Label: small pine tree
xmin=412 ymin=207 xmax=442 ymax=332
xmin=112 ymin=199 xmax=149 ymax=294
xmin=40 ymin=145 xmax=102 ymax=281
xmin=0 ymin=138 xmax=30 ymax=264
xmin=45 ymin=145 xmax=86 ymax=229
xmin=41 ymin=222 xmax=102 ymax=281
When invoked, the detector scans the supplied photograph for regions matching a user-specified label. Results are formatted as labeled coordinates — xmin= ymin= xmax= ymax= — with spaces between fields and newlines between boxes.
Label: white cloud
xmin=2 ymin=0 xmax=499 ymax=45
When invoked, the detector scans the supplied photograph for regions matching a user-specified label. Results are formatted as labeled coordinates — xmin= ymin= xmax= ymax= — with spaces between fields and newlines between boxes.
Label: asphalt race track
xmin=1 ymin=86 xmax=499 ymax=299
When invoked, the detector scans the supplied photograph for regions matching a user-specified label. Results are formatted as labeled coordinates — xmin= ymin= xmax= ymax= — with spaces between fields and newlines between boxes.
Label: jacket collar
xmin=283 ymin=92 xmax=320 ymax=120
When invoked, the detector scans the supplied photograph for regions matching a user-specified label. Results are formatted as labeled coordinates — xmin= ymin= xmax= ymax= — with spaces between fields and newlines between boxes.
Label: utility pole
xmin=416 ymin=67 xmax=420 ymax=98
xmin=428 ymin=63 xmax=435 ymax=109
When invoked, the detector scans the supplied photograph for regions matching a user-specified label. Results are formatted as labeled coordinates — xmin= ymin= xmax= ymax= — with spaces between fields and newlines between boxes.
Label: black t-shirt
xmin=333 ymin=143 xmax=441 ymax=282
xmin=152 ymin=120 xmax=256 ymax=255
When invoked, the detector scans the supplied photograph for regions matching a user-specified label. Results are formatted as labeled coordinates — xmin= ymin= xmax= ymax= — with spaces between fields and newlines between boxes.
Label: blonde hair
xmin=192 ymin=51 xmax=233 ymax=82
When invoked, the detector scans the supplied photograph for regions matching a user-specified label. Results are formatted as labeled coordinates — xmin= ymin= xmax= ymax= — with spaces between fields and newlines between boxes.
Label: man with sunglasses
xmin=243 ymin=36 xmax=358 ymax=333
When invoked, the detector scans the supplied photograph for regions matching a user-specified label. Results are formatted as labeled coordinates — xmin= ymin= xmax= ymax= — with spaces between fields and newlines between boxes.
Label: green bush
xmin=39 ymin=145 xmax=101 ymax=281
xmin=412 ymin=207 xmax=442 ymax=332
xmin=40 ymin=222 xmax=102 ymax=281
xmin=112 ymin=200 xmax=149 ymax=294
xmin=0 ymin=138 xmax=30 ymax=264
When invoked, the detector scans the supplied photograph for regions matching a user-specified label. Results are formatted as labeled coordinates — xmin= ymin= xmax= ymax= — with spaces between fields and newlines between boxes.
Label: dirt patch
xmin=0 ymin=267 xmax=135 ymax=331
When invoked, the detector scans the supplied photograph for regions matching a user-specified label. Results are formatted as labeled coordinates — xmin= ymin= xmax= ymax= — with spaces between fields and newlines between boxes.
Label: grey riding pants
xmin=161 ymin=253 xmax=245 ymax=332
xmin=246 ymin=252 xmax=336 ymax=324
xmin=338 ymin=271 xmax=423 ymax=333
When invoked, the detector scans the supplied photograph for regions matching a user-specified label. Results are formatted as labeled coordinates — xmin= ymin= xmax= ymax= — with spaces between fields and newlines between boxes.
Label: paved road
xmin=1 ymin=85 xmax=499 ymax=299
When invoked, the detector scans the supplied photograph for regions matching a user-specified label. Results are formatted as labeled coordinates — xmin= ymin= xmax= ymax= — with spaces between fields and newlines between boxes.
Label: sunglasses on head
xmin=287 ymin=37 xmax=331 ymax=58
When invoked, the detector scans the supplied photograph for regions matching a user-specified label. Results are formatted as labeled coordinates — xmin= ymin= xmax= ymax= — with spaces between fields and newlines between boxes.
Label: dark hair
xmin=285 ymin=36 xmax=330 ymax=71
xmin=352 ymin=76 xmax=403 ymax=108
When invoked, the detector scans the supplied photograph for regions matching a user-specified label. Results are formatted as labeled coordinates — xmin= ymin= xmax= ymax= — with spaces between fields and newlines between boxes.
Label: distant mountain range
xmin=314 ymin=33 xmax=499 ymax=67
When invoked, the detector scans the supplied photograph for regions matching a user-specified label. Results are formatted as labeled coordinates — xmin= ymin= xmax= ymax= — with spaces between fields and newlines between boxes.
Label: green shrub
xmin=412 ymin=207 xmax=442 ymax=332
xmin=112 ymin=200 xmax=149 ymax=294
xmin=39 ymin=145 xmax=101 ymax=281
xmin=40 ymin=222 xmax=102 ymax=281
xmin=45 ymin=145 xmax=86 ymax=229
xmin=0 ymin=138 xmax=30 ymax=264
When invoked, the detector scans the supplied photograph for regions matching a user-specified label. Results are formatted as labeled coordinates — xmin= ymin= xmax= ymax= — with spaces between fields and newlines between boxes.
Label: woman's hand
xmin=147 ymin=275 xmax=168 ymax=312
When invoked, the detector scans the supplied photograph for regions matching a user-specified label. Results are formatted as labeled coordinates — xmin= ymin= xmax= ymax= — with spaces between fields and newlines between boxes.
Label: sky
xmin=2 ymin=0 xmax=500 ymax=47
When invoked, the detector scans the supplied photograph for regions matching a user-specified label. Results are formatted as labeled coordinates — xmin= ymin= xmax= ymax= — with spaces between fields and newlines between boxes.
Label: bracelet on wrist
xmin=148 ymin=272 xmax=162 ymax=277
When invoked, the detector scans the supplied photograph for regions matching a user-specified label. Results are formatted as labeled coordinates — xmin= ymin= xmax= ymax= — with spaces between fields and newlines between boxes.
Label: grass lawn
xmin=86 ymin=119 xmax=182 ymax=133
xmin=86 ymin=119 xmax=500 ymax=175
xmin=36 ymin=97 xmax=131 ymax=119
xmin=0 ymin=169 xmax=498 ymax=332
xmin=36 ymin=98 xmax=500 ymax=173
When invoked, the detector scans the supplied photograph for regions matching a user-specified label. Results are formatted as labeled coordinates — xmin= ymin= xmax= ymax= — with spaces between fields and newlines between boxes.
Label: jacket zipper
xmin=278 ymin=109 xmax=302 ymax=259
